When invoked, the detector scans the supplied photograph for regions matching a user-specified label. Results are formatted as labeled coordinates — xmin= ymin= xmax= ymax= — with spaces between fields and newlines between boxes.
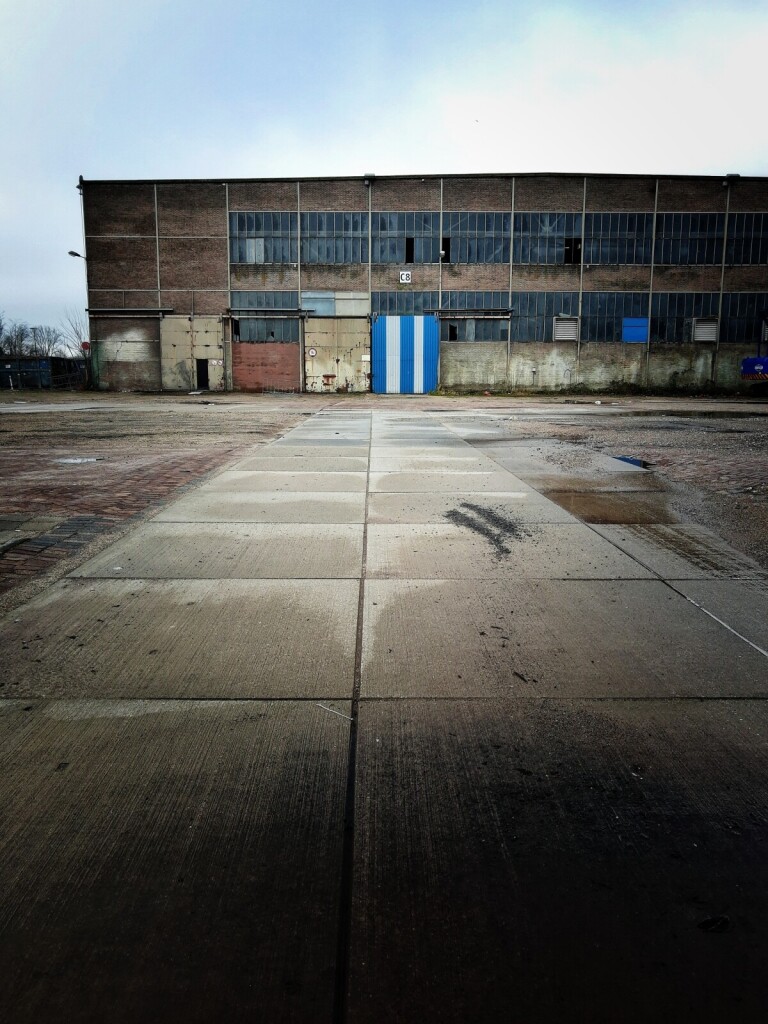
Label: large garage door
xmin=371 ymin=315 xmax=439 ymax=394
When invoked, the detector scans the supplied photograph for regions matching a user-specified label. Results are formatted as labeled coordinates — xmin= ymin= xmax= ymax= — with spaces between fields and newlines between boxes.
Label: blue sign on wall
xmin=622 ymin=318 xmax=649 ymax=343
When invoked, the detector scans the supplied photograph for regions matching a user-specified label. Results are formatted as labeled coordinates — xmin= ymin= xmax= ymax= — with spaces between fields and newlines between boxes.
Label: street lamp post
xmin=67 ymin=251 xmax=93 ymax=388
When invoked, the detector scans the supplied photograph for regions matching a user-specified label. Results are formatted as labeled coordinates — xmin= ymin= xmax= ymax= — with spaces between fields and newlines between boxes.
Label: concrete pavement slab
xmin=370 ymin=456 xmax=496 ymax=473
xmin=348 ymin=698 xmax=768 ymax=1023
xmin=272 ymin=437 xmax=370 ymax=448
xmin=670 ymin=578 xmax=768 ymax=652
xmin=593 ymin=524 xmax=768 ymax=579
xmin=361 ymin=579 xmax=768 ymax=698
xmin=367 ymin=492 xmax=578 ymax=525
xmin=0 ymin=698 xmax=349 ymax=1022
xmin=370 ymin=471 xmax=532 ymax=493
xmin=205 ymin=470 xmax=368 ymax=492
xmin=232 ymin=455 xmax=369 ymax=472
xmin=2 ymin=578 xmax=359 ymax=698
xmin=155 ymin=490 xmax=367 ymax=524
xmin=366 ymin=523 xmax=654 ymax=580
xmin=369 ymin=446 xmax=473 ymax=460
xmin=72 ymin=523 xmax=363 ymax=579
xmin=258 ymin=445 xmax=368 ymax=458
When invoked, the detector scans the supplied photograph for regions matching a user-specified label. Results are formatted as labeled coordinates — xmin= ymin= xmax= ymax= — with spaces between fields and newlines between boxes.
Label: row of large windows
xmin=231 ymin=292 xmax=767 ymax=344
xmin=228 ymin=211 xmax=768 ymax=266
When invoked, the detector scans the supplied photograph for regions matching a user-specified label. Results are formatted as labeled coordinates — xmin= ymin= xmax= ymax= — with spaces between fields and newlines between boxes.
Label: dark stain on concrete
xmin=443 ymin=502 xmax=535 ymax=558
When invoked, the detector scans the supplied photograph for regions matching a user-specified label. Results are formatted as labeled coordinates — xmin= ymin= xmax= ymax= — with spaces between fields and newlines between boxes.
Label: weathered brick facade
xmin=232 ymin=342 xmax=301 ymax=392
xmin=80 ymin=172 xmax=768 ymax=393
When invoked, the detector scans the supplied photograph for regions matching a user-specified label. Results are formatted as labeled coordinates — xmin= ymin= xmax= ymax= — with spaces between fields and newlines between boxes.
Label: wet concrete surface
xmin=2 ymin=401 xmax=768 ymax=1022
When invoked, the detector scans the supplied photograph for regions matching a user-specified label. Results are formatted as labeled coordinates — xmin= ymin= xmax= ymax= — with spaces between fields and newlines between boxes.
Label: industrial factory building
xmin=78 ymin=172 xmax=768 ymax=393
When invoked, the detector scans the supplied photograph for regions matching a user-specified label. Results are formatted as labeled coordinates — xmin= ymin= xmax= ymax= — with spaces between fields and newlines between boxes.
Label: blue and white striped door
xmin=372 ymin=315 xmax=439 ymax=394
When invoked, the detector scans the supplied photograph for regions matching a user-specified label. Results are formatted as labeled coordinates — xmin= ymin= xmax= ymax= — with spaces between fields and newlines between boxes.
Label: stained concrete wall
xmin=91 ymin=318 xmax=161 ymax=391
xmin=440 ymin=342 xmax=757 ymax=392
xmin=304 ymin=318 xmax=370 ymax=393
xmin=160 ymin=317 xmax=224 ymax=391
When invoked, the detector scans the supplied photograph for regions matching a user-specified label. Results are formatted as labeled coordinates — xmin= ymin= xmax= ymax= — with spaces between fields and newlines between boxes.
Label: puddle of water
xmin=614 ymin=456 xmax=654 ymax=469
xmin=545 ymin=491 xmax=677 ymax=525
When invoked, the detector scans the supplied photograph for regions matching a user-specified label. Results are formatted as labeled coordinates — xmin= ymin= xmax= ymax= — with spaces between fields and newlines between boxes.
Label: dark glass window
xmin=370 ymin=292 xmax=439 ymax=315
xmin=509 ymin=292 xmax=579 ymax=341
xmin=721 ymin=293 xmax=768 ymax=343
xmin=372 ymin=212 xmax=441 ymax=264
xmin=236 ymin=317 xmax=300 ymax=343
xmin=299 ymin=212 xmax=368 ymax=264
xmin=513 ymin=213 xmax=583 ymax=264
xmin=229 ymin=211 xmax=298 ymax=264
xmin=726 ymin=214 xmax=768 ymax=264
xmin=441 ymin=212 xmax=511 ymax=264
xmin=650 ymin=293 xmax=719 ymax=342
xmin=440 ymin=319 xmax=509 ymax=342
xmin=581 ymin=293 xmax=649 ymax=342
xmin=654 ymin=213 xmax=724 ymax=265
xmin=583 ymin=213 xmax=653 ymax=264
xmin=230 ymin=291 xmax=299 ymax=310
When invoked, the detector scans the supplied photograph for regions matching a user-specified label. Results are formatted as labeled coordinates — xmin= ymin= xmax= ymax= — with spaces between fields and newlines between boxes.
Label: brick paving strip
xmin=0 ymin=446 xmax=248 ymax=594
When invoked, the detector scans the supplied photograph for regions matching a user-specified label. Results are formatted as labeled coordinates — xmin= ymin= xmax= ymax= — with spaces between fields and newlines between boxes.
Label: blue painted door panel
xmin=371 ymin=315 xmax=439 ymax=394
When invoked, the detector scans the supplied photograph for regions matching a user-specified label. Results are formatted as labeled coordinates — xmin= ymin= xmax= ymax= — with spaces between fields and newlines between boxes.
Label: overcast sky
xmin=1 ymin=0 xmax=766 ymax=325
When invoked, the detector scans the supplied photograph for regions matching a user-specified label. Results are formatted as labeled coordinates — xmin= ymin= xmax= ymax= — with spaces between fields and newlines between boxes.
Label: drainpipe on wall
xmin=297 ymin=181 xmax=305 ymax=392
xmin=507 ymin=176 xmax=515 ymax=387
xmin=438 ymin=177 xmax=444 ymax=387
xmin=224 ymin=182 xmax=232 ymax=391
xmin=76 ymin=177 xmax=94 ymax=389
xmin=714 ymin=179 xmax=732 ymax=387
xmin=577 ymin=176 xmax=587 ymax=386
xmin=646 ymin=178 xmax=659 ymax=388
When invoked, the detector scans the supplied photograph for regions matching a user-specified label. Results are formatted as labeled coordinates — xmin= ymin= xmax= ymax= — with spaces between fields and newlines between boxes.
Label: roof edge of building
xmin=78 ymin=171 xmax=767 ymax=186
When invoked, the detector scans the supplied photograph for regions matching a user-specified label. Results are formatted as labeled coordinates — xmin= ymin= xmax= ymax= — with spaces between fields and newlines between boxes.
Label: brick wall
xmin=441 ymin=264 xmax=510 ymax=290
xmin=230 ymin=267 xmax=300 ymax=290
xmin=723 ymin=266 xmax=768 ymax=291
xmin=586 ymin=177 xmax=656 ymax=211
xmin=229 ymin=181 xmax=297 ymax=211
xmin=300 ymin=179 xmax=368 ymax=211
xmin=584 ymin=266 xmax=652 ymax=290
xmin=84 ymin=182 xmax=155 ymax=235
xmin=657 ymin=178 xmax=727 ymax=212
xmin=515 ymin=176 xmax=584 ymax=211
xmin=303 ymin=266 xmax=368 ymax=291
xmin=371 ymin=177 xmax=441 ymax=210
xmin=87 ymin=237 xmax=157 ymax=290
xmin=157 ymin=183 xmax=227 ymax=236
xmin=371 ymin=266 xmax=440 ymax=291
xmin=443 ymin=177 xmax=512 ymax=210
xmin=158 ymin=237 xmax=228 ymax=289
xmin=232 ymin=342 xmax=301 ymax=392
xmin=652 ymin=266 xmax=721 ymax=291
xmin=510 ymin=266 xmax=580 ymax=291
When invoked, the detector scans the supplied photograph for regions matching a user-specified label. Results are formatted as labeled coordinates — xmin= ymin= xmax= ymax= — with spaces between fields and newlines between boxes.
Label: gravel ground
xmin=505 ymin=410 xmax=768 ymax=569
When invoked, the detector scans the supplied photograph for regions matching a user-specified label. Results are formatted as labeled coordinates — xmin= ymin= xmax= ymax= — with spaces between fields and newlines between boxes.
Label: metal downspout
xmin=507 ymin=176 xmax=515 ymax=386
xmin=297 ymin=181 xmax=305 ymax=392
xmin=577 ymin=176 xmax=587 ymax=384
xmin=438 ymin=177 xmax=444 ymax=387
xmin=714 ymin=181 xmax=731 ymax=386
xmin=646 ymin=178 xmax=659 ymax=388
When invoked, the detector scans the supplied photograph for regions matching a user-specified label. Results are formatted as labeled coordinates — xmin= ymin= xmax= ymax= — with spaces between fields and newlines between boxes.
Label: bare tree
xmin=1 ymin=321 xmax=31 ymax=356
xmin=28 ymin=325 xmax=66 ymax=356
xmin=59 ymin=308 xmax=91 ymax=357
